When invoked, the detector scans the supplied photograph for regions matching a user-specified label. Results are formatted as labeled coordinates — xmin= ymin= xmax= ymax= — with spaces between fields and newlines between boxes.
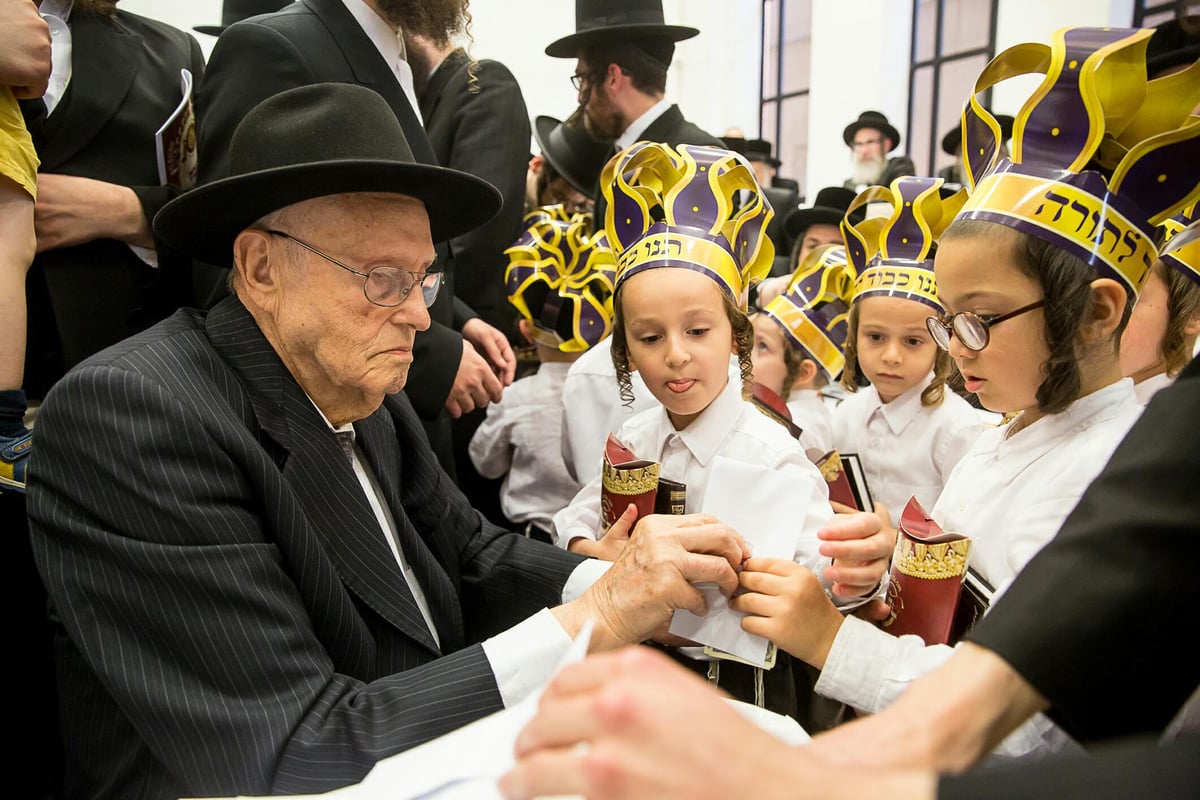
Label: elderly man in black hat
xmin=842 ymin=110 xmax=915 ymax=191
xmin=26 ymin=83 xmax=782 ymax=800
xmin=547 ymin=0 xmax=722 ymax=213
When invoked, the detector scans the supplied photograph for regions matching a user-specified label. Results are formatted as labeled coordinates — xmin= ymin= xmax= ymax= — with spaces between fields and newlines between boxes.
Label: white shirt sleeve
xmin=550 ymin=473 xmax=604 ymax=548
xmin=480 ymin=559 xmax=612 ymax=707
xmin=467 ymin=400 xmax=514 ymax=479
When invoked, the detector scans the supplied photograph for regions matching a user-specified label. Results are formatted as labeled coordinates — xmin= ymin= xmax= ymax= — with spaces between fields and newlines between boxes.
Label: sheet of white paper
xmin=668 ymin=456 xmax=816 ymax=667
xmin=350 ymin=620 xmax=594 ymax=799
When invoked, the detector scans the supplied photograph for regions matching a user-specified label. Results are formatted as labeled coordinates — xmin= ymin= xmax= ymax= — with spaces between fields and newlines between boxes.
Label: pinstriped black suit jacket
xmin=27 ymin=296 xmax=585 ymax=800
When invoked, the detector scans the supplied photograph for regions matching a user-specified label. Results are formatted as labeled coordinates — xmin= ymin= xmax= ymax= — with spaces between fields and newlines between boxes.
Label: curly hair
xmin=1158 ymin=261 xmax=1200 ymax=378
xmin=611 ymin=284 xmax=754 ymax=408
xmin=941 ymin=219 xmax=1131 ymax=415
xmin=838 ymin=298 xmax=954 ymax=406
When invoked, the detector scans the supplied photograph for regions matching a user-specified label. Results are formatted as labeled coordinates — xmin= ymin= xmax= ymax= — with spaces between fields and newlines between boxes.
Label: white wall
xmin=806 ymin=0 xmax=913 ymax=196
xmin=119 ymin=0 xmax=763 ymax=156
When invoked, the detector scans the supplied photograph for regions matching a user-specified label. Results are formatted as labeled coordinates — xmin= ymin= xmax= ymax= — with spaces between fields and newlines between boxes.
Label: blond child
xmin=552 ymin=142 xmax=892 ymax=721
xmin=734 ymin=26 xmax=1195 ymax=758
xmin=831 ymin=178 xmax=985 ymax=524
xmin=469 ymin=207 xmax=616 ymax=539
xmin=1119 ymin=205 xmax=1200 ymax=403
xmin=753 ymin=243 xmax=857 ymax=456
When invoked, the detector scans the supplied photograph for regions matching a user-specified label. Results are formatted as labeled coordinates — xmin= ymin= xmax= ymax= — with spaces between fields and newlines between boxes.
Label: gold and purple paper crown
xmin=762 ymin=244 xmax=856 ymax=380
xmin=505 ymin=205 xmax=617 ymax=352
xmin=1160 ymin=204 xmax=1200 ymax=286
xmin=841 ymin=176 xmax=966 ymax=312
xmin=956 ymin=27 xmax=1200 ymax=300
xmin=601 ymin=141 xmax=774 ymax=309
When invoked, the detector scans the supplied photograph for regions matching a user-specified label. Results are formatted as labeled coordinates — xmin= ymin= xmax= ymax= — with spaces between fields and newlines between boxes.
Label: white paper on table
xmin=185 ymin=623 xmax=593 ymax=800
xmin=668 ymin=456 xmax=816 ymax=667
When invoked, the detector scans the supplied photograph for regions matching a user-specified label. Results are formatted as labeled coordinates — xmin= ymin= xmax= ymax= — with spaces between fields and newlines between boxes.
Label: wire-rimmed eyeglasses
xmin=264 ymin=229 xmax=441 ymax=308
xmin=926 ymin=300 xmax=1045 ymax=352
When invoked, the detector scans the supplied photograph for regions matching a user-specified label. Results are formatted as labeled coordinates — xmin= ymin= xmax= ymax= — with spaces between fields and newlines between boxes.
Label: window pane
xmin=781 ymin=0 xmax=812 ymax=95
xmin=762 ymin=0 xmax=780 ymax=99
xmin=941 ymin=0 xmax=991 ymax=55
xmin=933 ymin=53 xmax=991 ymax=178
xmin=761 ymin=101 xmax=779 ymax=157
xmin=914 ymin=0 xmax=938 ymax=62
xmin=908 ymin=64 xmax=935 ymax=176
xmin=778 ymin=93 xmax=809 ymax=192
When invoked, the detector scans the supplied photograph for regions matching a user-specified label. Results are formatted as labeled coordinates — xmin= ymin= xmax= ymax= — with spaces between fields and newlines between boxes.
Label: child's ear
xmin=797 ymin=358 xmax=819 ymax=386
xmin=517 ymin=319 xmax=535 ymax=346
xmin=1185 ymin=313 xmax=1200 ymax=338
xmin=1084 ymin=278 xmax=1128 ymax=344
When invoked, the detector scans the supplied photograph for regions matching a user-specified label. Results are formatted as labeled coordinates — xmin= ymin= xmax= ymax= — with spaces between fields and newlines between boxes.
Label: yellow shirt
xmin=0 ymin=86 xmax=39 ymax=199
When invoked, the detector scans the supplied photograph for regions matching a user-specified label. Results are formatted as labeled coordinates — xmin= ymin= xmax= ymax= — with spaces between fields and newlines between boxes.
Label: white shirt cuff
xmin=481 ymin=559 xmax=612 ymax=707
xmin=814 ymin=614 xmax=901 ymax=712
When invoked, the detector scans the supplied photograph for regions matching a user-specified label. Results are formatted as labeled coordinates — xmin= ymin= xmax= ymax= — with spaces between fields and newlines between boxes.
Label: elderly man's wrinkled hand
xmin=573 ymin=513 xmax=748 ymax=652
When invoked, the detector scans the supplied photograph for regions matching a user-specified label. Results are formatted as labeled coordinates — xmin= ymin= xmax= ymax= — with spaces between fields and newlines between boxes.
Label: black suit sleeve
xmin=436 ymin=60 xmax=531 ymax=329
xmin=966 ymin=360 xmax=1200 ymax=743
xmin=29 ymin=363 xmax=508 ymax=796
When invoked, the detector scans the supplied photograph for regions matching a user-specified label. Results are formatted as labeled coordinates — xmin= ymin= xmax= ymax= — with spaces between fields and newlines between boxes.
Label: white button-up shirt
xmin=787 ymin=388 xmax=834 ymax=455
xmin=553 ymin=379 xmax=837 ymax=579
xmin=468 ymin=362 xmax=579 ymax=531
xmin=815 ymin=378 xmax=1142 ymax=758
xmin=831 ymin=377 xmax=986 ymax=524
xmin=340 ymin=0 xmax=422 ymax=122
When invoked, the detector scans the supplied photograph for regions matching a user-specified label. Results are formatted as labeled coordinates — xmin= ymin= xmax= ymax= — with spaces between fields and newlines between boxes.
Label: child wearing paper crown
xmin=830 ymin=177 xmax=986 ymax=525
xmin=468 ymin=207 xmax=616 ymax=540
xmin=733 ymin=26 xmax=1197 ymax=758
xmin=751 ymin=243 xmax=857 ymax=455
xmin=551 ymin=142 xmax=891 ymax=724
xmin=1119 ymin=205 xmax=1200 ymax=404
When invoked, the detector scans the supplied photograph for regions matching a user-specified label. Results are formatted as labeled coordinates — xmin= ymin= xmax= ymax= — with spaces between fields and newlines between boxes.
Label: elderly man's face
xmin=261 ymin=193 xmax=435 ymax=422
xmin=851 ymin=127 xmax=888 ymax=163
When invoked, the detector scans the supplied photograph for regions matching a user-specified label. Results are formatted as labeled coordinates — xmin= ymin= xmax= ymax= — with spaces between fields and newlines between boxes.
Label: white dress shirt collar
xmin=650 ymin=377 xmax=744 ymax=468
xmin=999 ymin=378 xmax=1136 ymax=457
xmin=340 ymin=0 xmax=422 ymax=121
xmin=867 ymin=373 xmax=933 ymax=436
xmin=616 ymin=96 xmax=672 ymax=151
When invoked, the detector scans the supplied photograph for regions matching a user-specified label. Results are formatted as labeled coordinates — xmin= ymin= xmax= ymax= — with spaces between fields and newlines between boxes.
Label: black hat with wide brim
xmin=545 ymin=0 xmax=698 ymax=57
xmin=842 ymin=111 xmax=902 ymax=152
xmin=534 ymin=114 xmax=613 ymax=197
xmin=194 ymin=0 xmax=291 ymax=36
xmin=155 ymin=83 xmax=501 ymax=267
xmin=941 ymin=112 xmax=1014 ymax=156
xmin=1146 ymin=15 xmax=1200 ymax=78
xmin=784 ymin=186 xmax=859 ymax=241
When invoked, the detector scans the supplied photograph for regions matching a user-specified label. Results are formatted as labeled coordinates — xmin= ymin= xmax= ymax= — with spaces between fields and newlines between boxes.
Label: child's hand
xmin=732 ymin=557 xmax=844 ymax=669
xmin=819 ymin=510 xmax=896 ymax=598
xmin=566 ymin=503 xmax=638 ymax=562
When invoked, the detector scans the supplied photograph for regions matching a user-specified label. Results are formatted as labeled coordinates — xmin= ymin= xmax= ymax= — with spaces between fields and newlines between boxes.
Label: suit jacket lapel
xmin=356 ymin=411 xmax=465 ymax=652
xmin=305 ymin=0 xmax=435 ymax=164
xmin=37 ymin=11 xmax=141 ymax=170
xmin=206 ymin=297 xmax=442 ymax=656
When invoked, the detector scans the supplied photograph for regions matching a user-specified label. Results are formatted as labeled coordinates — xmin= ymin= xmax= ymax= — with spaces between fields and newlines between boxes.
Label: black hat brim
xmin=155 ymin=160 xmax=501 ymax=268
xmin=784 ymin=207 xmax=849 ymax=240
xmin=533 ymin=115 xmax=604 ymax=198
xmin=842 ymin=119 xmax=901 ymax=152
xmin=193 ymin=24 xmax=225 ymax=35
xmin=545 ymin=24 xmax=698 ymax=57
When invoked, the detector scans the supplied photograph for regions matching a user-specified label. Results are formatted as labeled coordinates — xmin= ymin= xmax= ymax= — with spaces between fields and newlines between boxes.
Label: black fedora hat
xmin=784 ymin=186 xmax=859 ymax=241
xmin=155 ymin=83 xmax=501 ymax=267
xmin=534 ymin=115 xmax=613 ymax=198
xmin=194 ymin=0 xmax=291 ymax=36
xmin=842 ymin=111 xmax=902 ymax=152
xmin=720 ymin=135 xmax=781 ymax=167
xmin=546 ymin=0 xmax=699 ymax=58
xmin=940 ymin=112 xmax=1014 ymax=156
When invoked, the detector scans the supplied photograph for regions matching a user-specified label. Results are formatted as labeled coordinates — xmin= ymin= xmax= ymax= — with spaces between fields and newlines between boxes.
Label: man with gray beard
xmin=841 ymin=110 xmax=915 ymax=192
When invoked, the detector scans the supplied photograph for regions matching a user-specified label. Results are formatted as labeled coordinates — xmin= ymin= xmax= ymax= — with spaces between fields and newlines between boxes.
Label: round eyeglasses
xmin=926 ymin=300 xmax=1045 ymax=352
xmin=265 ymin=229 xmax=441 ymax=308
